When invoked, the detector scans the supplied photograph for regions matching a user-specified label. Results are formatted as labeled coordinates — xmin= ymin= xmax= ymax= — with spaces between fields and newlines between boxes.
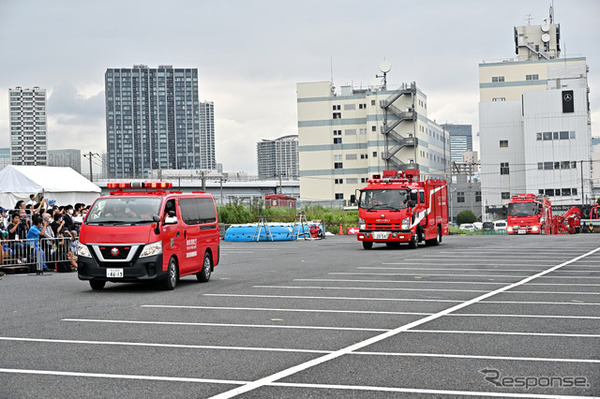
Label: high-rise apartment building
xmin=441 ymin=124 xmax=473 ymax=163
xmin=48 ymin=149 xmax=82 ymax=173
xmin=479 ymin=7 xmax=592 ymax=220
xmin=105 ymin=65 xmax=215 ymax=178
xmin=257 ymin=135 xmax=298 ymax=180
xmin=8 ymin=87 xmax=48 ymax=166
xmin=297 ymin=80 xmax=450 ymax=202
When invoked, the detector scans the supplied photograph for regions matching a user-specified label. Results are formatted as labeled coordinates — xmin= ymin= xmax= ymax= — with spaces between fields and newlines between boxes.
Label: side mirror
xmin=153 ymin=215 xmax=161 ymax=235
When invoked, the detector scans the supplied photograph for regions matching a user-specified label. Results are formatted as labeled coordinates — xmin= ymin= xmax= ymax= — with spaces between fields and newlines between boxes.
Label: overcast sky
xmin=1 ymin=0 xmax=598 ymax=174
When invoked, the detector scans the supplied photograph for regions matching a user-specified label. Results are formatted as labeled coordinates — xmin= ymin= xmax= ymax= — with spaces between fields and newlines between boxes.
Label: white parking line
xmin=331 ymin=272 xmax=600 ymax=279
xmin=408 ymin=329 xmax=600 ymax=338
xmin=61 ymin=318 xmax=389 ymax=332
xmin=351 ymin=351 xmax=600 ymax=363
xmin=372 ymin=266 xmax=598 ymax=273
xmin=0 ymin=336 xmax=331 ymax=354
xmin=142 ymin=305 xmax=431 ymax=316
xmin=203 ymin=293 xmax=462 ymax=303
xmin=296 ymin=278 xmax=600 ymax=287
xmin=206 ymin=247 xmax=600 ymax=399
xmin=483 ymin=300 xmax=600 ymax=306
xmin=252 ymin=285 xmax=487 ymax=293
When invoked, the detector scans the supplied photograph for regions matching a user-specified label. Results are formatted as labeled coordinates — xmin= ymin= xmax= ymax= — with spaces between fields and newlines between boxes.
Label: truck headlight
xmin=531 ymin=225 xmax=539 ymax=232
xmin=140 ymin=241 xmax=162 ymax=258
xmin=77 ymin=242 xmax=91 ymax=258
xmin=401 ymin=217 xmax=410 ymax=230
xmin=359 ymin=217 xmax=365 ymax=230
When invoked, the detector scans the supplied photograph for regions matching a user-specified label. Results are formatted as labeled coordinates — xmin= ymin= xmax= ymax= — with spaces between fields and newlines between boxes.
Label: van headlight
xmin=140 ymin=241 xmax=162 ymax=258
xmin=359 ymin=217 xmax=365 ymax=230
xmin=78 ymin=242 xmax=91 ymax=258
xmin=401 ymin=217 xmax=410 ymax=230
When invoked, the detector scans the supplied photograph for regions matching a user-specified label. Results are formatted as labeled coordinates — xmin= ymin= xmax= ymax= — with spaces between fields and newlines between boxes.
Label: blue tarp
xmin=224 ymin=222 xmax=321 ymax=242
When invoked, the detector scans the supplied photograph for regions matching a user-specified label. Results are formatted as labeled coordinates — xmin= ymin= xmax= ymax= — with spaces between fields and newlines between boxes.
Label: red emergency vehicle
xmin=506 ymin=194 xmax=552 ymax=234
xmin=356 ymin=170 xmax=448 ymax=249
xmin=77 ymin=182 xmax=220 ymax=290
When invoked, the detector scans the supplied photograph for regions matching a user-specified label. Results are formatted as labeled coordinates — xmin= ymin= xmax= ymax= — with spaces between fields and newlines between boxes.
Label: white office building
xmin=8 ymin=86 xmax=48 ymax=166
xmin=479 ymin=6 xmax=592 ymax=220
xmin=257 ymin=135 xmax=298 ymax=180
xmin=297 ymin=78 xmax=451 ymax=203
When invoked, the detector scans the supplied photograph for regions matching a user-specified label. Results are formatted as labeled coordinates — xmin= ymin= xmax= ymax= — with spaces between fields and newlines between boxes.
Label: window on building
xmin=334 ymin=162 xmax=343 ymax=169
xmin=334 ymin=154 xmax=342 ymax=161
xmin=572 ymin=188 xmax=578 ymax=195
xmin=492 ymin=76 xmax=505 ymax=82
xmin=333 ymin=137 xmax=342 ymax=144
xmin=371 ymin=125 xmax=377 ymax=132
xmin=335 ymin=193 xmax=344 ymax=200
xmin=360 ymin=153 xmax=368 ymax=159
xmin=501 ymin=192 xmax=510 ymax=200
xmin=332 ymin=105 xmax=340 ymax=111
xmin=560 ymin=131 xmax=569 ymax=140
xmin=492 ymin=97 xmax=506 ymax=102
xmin=499 ymin=140 xmax=508 ymax=148
xmin=333 ymin=112 xmax=341 ymax=119
xmin=537 ymin=133 xmax=542 ymax=141
xmin=544 ymin=162 xmax=553 ymax=170
xmin=572 ymin=161 xmax=577 ymax=169
xmin=545 ymin=189 xmax=554 ymax=197
xmin=562 ymin=188 xmax=571 ymax=196
xmin=500 ymin=162 xmax=509 ymax=175
xmin=371 ymin=100 xmax=376 ymax=106
xmin=475 ymin=191 xmax=481 ymax=202
xmin=538 ymin=162 xmax=543 ymax=170
xmin=570 ymin=131 xmax=576 ymax=139
xmin=372 ymin=152 xmax=377 ymax=157
xmin=553 ymin=132 xmax=559 ymax=140
xmin=361 ymin=178 xmax=367 ymax=183
xmin=359 ymin=128 xmax=367 ymax=135
xmin=526 ymin=74 xmax=539 ymax=80
xmin=334 ymin=178 xmax=343 ymax=184
xmin=457 ymin=192 xmax=465 ymax=203
xmin=333 ymin=130 xmax=342 ymax=136
xmin=543 ymin=132 xmax=552 ymax=140
xmin=359 ymin=103 xmax=366 ymax=109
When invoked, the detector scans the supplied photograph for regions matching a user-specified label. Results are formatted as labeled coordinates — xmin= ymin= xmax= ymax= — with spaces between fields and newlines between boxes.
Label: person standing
xmin=26 ymin=215 xmax=49 ymax=274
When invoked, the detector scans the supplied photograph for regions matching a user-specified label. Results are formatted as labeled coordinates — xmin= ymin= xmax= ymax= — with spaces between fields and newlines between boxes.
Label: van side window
xmin=164 ymin=199 xmax=177 ymax=222
xmin=179 ymin=198 xmax=216 ymax=225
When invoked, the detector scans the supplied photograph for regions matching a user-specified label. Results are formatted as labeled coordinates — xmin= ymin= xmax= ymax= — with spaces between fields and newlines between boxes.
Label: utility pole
xmin=83 ymin=152 xmax=100 ymax=182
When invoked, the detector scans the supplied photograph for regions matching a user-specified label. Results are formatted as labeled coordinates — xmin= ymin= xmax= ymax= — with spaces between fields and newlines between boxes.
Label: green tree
xmin=456 ymin=210 xmax=477 ymax=225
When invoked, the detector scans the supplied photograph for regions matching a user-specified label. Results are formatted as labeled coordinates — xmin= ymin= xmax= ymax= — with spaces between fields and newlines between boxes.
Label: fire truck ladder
xmin=294 ymin=212 xmax=309 ymax=240
xmin=253 ymin=218 xmax=273 ymax=242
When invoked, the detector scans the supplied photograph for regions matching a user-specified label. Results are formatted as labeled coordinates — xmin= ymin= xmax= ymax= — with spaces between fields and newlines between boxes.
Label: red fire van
xmin=77 ymin=182 xmax=220 ymax=290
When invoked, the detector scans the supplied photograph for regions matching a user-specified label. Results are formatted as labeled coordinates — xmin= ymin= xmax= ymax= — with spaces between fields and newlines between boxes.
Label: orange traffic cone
xmin=338 ymin=223 xmax=344 ymax=235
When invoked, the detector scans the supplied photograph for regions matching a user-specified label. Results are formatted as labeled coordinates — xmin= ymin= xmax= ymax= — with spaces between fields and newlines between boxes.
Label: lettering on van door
xmin=186 ymin=238 xmax=198 ymax=258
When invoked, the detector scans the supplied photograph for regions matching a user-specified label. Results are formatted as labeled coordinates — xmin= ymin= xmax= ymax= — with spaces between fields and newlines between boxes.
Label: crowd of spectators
xmin=0 ymin=194 xmax=86 ymax=273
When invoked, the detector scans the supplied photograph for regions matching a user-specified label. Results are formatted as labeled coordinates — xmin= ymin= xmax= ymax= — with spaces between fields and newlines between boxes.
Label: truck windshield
xmin=359 ymin=189 xmax=409 ymax=210
xmin=508 ymin=202 xmax=539 ymax=216
xmin=86 ymin=197 xmax=162 ymax=224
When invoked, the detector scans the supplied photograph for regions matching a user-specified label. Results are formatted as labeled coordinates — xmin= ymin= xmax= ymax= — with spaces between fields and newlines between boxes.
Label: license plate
xmin=373 ymin=232 xmax=390 ymax=240
xmin=106 ymin=268 xmax=123 ymax=278
xmin=518 ymin=230 xmax=527 ymax=235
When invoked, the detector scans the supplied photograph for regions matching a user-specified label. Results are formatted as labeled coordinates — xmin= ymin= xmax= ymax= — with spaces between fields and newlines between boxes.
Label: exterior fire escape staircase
xmin=380 ymin=83 xmax=417 ymax=170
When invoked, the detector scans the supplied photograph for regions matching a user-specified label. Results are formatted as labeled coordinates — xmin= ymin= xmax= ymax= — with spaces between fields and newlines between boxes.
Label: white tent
xmin=0 ymin=165 xmax=101 ymax=208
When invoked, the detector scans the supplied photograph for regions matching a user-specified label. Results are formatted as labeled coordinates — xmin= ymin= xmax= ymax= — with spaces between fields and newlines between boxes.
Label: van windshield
xmin=86 ymin=197 xmax=162 ymax=224
xmin=359 ymin=189 xmax=410 ymax=210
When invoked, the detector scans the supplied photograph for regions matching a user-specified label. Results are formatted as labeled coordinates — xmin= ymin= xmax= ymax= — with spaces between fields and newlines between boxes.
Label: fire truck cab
xmin=77 ymin=182 xmax=220 ymax=290
xmin=506 ymin=193 xmax=552 ymax=235
xmin=356 ymin=170 xmax=448 ymax=249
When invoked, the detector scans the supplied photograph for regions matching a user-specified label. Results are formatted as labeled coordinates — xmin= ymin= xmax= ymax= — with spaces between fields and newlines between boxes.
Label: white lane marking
xmin=351 ymin=351 xmax=600 ymax=363
xmin=144 ymin=305 xmax=600 ymax=320
xmin=142 ymin=305 xmax=431 ymax=316
xmin=381 ymin=262 xmax=555 ymax=267
xmin=206 ymin=247 xmax=600 ymax=399
xmin=330 ymin=272 xmax=600 ymax=279
xmin=252 ymin=285 xmax=487 ymax=293
xmin=372 ymin=266 xmax=599 ymax=273
xmin=0 ymin=336 xmax=331 ymax=354
xmin=408 ymin=329 xmax=600 ymax=338
xmin=267 ymin=381 xmax=594 ymax=399
xmin=61 ymin=318 xmax=389 ymax=332
xmin=295 ymin=278 xmax=600 ymax=287
xmin=0 ymin=368 xmax=246 ymax=385
xmin=203 ymin=294 xmax=461 ymax=303
xmin=503 ymin=290 xmax=600 ymax=295
xmin=483 ymin=301 xmax=599 ymax=306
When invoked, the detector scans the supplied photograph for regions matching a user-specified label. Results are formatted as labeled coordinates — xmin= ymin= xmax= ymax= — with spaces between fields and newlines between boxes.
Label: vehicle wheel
xmin=89 ymin=280 xmax=106 ymax=290
xmin=408 ymin=234 xmax=418 ymax=249
xmin=162 ymin=258 xmax=178 ymax=290
xmin=426 ymin=226 xmax=441 ymax=246
xmin=362 ymin=241 xmax=373 ymax=250
xmin=197 ymin=252 xmax=212 ymax=283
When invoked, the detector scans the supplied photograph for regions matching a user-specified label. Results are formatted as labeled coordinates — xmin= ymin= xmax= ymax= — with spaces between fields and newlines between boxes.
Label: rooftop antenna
xmin=549 ymin=0 xmax=554 ymax=23
xmin=376 ymin=59 xmax=391 ymax=90
xmin=330 ymin=56 xmax=334 ymax=83
xmin=525 ymin=14 xmax=532 ymax=25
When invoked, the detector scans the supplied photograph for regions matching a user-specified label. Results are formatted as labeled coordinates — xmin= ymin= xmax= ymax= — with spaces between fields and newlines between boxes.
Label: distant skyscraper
xmin=48 ymin=149 xmax=82 ymax=173
xmin=0 ymin=148 xmax=10 ymax=170
xmin=441 ymin=124 xmax=473 ymax=163
xmin=8 ymin=87 xmax=48 ymax=166
xmin=257 ymin=135 xmax=299 ymax=180
xmin=105 ymin=65 xmax=215 ymax=178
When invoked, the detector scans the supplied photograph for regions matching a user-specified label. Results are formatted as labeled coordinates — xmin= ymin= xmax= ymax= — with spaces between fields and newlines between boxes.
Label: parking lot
xmin=1 ymin=234 xmax=599 ymax=398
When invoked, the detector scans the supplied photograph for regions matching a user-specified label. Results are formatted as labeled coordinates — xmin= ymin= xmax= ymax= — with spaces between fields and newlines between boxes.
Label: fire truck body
xmin=580 ymin=205 xmax=600 ymax=233
xmin=356 ymin=170 xmax=448 ymax=249
xmin=506 ymin=194 xmax=553 ymax=235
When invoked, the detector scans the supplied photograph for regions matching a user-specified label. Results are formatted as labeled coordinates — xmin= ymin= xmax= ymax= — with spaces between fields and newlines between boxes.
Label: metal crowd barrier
xmin=1 ymin=237 xmax=78 ymax=273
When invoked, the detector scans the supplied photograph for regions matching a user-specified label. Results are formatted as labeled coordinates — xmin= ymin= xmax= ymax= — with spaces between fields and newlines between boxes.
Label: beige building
xmin=297 ymin=80 xmax=451 ymax=203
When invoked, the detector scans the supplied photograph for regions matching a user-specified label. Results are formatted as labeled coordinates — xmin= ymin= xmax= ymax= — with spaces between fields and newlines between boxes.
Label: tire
xmin=89 ymin=280 xmax=106 ymax=290
xmin=196 ymin=252 xmax=212 ymax=283
xmin=162 ymin=258 xmax=178 ymax=290
xmin=426 ymin=226 xmax=442 ymax=246
xmin=408 ymin=234 xmax=418 ymax=249
xmin=362 ymin=241 xmax=373 ymax=250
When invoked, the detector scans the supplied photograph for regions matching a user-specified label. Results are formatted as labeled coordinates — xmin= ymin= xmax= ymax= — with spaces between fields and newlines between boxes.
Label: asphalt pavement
xmin=0 ymin=233 xmax=599 ymax=398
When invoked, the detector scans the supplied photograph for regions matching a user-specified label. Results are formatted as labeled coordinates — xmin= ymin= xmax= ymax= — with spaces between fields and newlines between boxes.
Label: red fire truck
xmin=356 ymin=170 xmax=448 ymax=249
xmin=506 ymin=194 xmax=553 ymax=234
